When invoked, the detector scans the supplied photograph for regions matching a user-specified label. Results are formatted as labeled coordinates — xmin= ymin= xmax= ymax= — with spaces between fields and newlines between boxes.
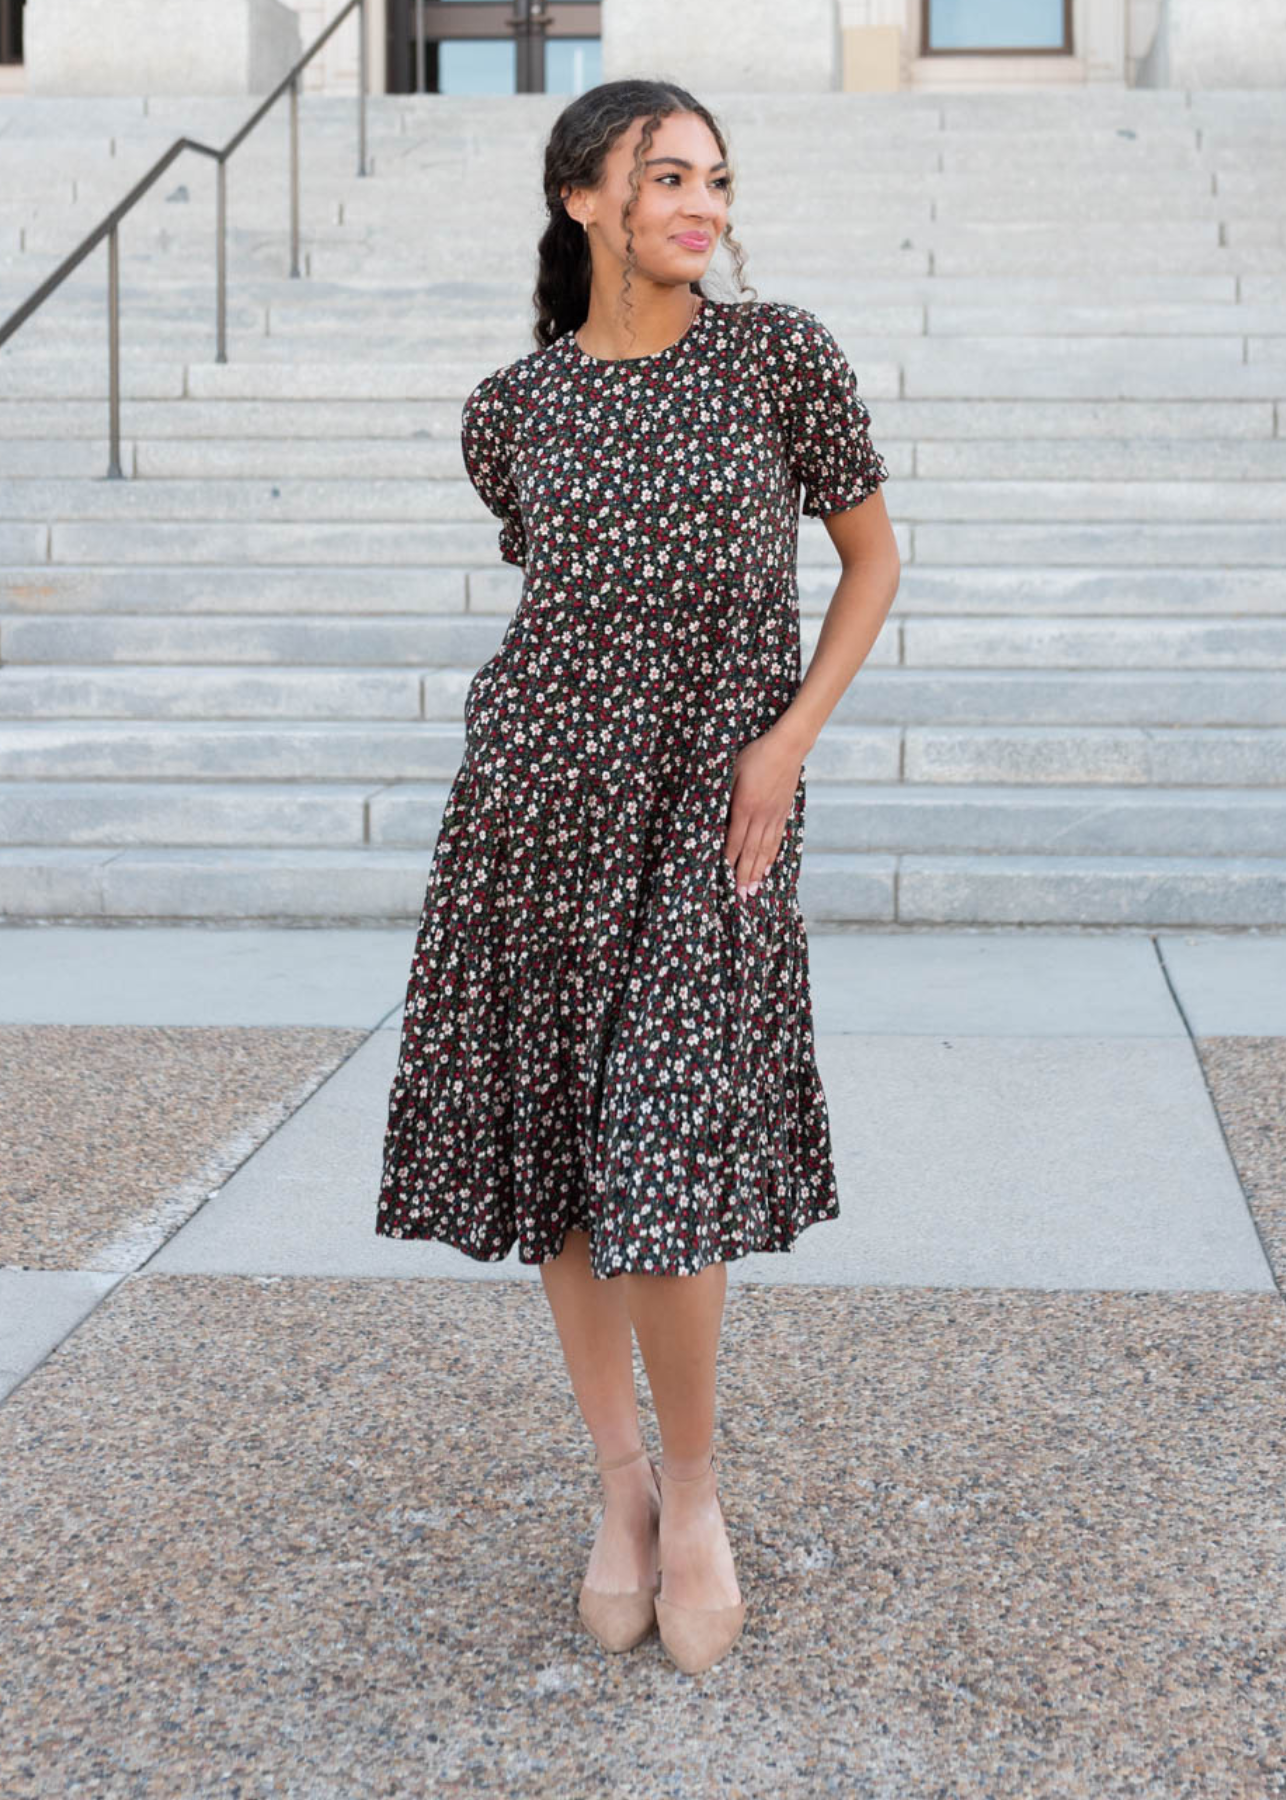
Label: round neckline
xmin=569 ymin=295 xmax=710 ymax=367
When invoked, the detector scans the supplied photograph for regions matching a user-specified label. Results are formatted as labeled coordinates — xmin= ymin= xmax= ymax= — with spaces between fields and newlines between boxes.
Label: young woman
xmin=376 ymin=77 xmax=899 ymax=1675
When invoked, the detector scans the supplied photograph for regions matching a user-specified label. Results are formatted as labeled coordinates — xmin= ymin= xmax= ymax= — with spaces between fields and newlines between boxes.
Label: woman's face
xmin=562 ymin=110 xmax=731 ymax=288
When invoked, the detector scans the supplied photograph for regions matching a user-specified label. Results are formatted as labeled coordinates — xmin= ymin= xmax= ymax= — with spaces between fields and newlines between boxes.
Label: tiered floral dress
xmin=375 ymin=295 xmax=889 ymax=1278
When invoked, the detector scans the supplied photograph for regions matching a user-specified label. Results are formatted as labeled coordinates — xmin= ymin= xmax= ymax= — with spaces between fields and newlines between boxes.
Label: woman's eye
xmin=659 ymin=174 xmax=731 ymax=190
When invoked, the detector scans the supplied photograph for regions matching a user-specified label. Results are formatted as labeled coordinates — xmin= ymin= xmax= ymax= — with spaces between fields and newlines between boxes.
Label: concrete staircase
xmin=2 ymin=88 xmax=1285 ymax=928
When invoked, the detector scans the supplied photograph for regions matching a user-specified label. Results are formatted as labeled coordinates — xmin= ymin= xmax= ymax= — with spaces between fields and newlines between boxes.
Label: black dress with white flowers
xmin=375 ymin=295 xmax=889 ymax=1278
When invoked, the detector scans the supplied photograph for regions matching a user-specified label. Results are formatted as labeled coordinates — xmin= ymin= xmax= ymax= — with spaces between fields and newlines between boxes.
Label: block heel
xmin=654 ymin=1450 xmax=746 ymax=1674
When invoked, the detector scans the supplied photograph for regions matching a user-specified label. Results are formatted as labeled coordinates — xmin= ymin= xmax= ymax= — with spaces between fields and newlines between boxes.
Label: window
xmin=924 ymin=0 xmax=1070 ymax=53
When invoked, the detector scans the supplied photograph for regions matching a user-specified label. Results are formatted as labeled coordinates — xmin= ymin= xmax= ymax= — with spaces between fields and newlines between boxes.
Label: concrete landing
xmin=2 ymin=922 xmax=1284 ymax=1798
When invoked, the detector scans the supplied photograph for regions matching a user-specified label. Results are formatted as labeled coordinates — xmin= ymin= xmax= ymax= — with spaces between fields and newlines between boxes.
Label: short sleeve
xmin=771 ymin=305 xmax=889 ymax=519
xmin=461 ymin=366 xmax=527 ymax=568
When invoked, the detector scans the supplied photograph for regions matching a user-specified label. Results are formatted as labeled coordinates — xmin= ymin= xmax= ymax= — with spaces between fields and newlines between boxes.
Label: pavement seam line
xmin=0 ymin=1019 xmax=384 ymax=1410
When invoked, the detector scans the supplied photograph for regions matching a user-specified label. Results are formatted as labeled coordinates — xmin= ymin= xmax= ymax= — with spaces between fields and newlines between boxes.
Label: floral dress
xmin=375 ymin=295 xmax=889 ymax=1279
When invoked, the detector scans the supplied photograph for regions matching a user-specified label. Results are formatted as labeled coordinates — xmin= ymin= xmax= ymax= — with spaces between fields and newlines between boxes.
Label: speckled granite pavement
xmin=1 ymin=926 xmax=1284 ymax=1799
xmin=0 ymin=1024 xmax=367 ymax=1270
xmin=1195 ymin=1037 xmax=1286 ymax=1278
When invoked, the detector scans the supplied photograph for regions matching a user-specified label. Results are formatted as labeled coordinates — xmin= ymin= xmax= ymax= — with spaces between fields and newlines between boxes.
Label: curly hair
xmin=532 ymin=77 xmax=757 ymax=352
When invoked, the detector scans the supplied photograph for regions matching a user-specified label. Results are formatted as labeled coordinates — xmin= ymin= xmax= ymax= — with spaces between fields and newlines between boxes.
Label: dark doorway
xmin=1 ymin=0 xmax=23 ymax=64
xmin=387 ymin=0 xmax=602 ymax=95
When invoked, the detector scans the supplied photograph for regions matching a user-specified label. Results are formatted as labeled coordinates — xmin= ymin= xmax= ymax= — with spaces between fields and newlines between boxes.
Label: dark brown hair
xmin=533 ymin=77 xmax=756 ymax=351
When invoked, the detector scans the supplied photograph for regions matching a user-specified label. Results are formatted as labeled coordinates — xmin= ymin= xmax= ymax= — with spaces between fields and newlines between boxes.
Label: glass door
xmin=1 ymin=0 xmax=22 ymax=64
xmin=387 ymin=0 xmax=602 ymax=95
xmin=924 ymin=0 xmax=1071 ymax=52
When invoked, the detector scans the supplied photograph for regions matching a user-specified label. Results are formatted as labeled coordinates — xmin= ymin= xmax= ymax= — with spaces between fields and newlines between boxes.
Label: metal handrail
xmin=0 ymin=0 xmax=368 ymax=478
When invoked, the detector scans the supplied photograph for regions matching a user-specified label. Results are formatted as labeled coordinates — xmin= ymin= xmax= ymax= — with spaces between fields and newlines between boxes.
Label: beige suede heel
xmin=576 ymin=1444 xmax=662 ymax=1653
xmin=654 ymin=1451 xmax=746 ymax=1675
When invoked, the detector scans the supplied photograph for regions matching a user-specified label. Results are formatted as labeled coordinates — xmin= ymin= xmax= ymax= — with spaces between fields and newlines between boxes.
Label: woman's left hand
xmin=723 ymin=723 xmax=805 ymax=898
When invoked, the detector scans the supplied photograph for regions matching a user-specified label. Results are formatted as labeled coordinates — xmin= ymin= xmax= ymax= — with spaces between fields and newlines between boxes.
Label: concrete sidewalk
xmin=2 ymin=922 xmax=1284 ymax=1797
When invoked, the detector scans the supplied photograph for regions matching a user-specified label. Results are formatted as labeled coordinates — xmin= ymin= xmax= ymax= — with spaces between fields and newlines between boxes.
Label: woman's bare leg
xmin=620 ymin=1262 xmax=742 ymax=1611
xmin=539 ymin=1227 xmax=660 ymax=1593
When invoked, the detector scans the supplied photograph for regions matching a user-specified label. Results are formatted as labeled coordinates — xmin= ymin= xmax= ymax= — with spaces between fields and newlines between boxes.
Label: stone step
xmin=0 ymin=149 xmax=387 ymax=197
xmin=0 ymin=87 xmax=1218 ymax=122
xmin=6 ymin=343 xmax=1286 ymax=403
xmin=0 ymin=705 xmax=1280 ymax=784
xmin=370 ymin=780 xmax=1286 ymax=859
xmin=6 ymin=472 xmax=1286 ymax=525
xmin=0 ymin=357 xmax=563 ymax=401
xmin=2 ymin=843 xmax=1282 ymax=929
xmin=910 ymin=521 xmax=1286 ymax=566
xmin=803 ymin=783 xmax=1286 ymax=856
xmin=891 ymin=339 xmax=1286 ymax=398
xmin=19 ymin=279 xmax=1258 ymax=340
xmin=0 ymin=615 xmax=544 ymax=668
xmin=5 ymin=666 xmax=1275 ymax=727
xmin=0 ymin=667 xmax=425 ymax=720
xmin=0 ymin=719 xmax=473 ymax=776
xmin=7 ymin=143 xmax=1248 ymax=198
xmin=882 ymin=853 xmax=1286 ymax=929
xmin=904 ymin=726 xmax=1286 ymax=786
xmin=2 ymin=611 xmax=1283 ymax=670
xmin=303 ymin=240 xmax=1286 ymax=283
xmin=898 ymin=619 xmax=1286 ymax=668
xmin=0 ymin=274 xmax=1260 ymax=320
xmin=0 ymin=90 xmax=1271 ymax=134
xmin=3 ymin=774 xmax=1285 ymax=860
xmin=12 ymin=220 xmax=379 ymax=260
xmin=7 ymin=310 xmax=521 ymax=351
xmin=19 ymin=314 xmax=1286 ymax=373
xmin=335 ymin=190 xmax=1246 ymax=226
xmin=36 ymin=519 xmax=527 ymax=564
xmin=233 ymin=299 xmax=1286 ymax=338
xmin=20 ymin=517 xmax=907 ymax=565
xmin=27 ymin=517 xmax=1286 ymax=567
xmin=2 ymin=667 xmax=1284 ymax=727
xmin=0 ymin=779 xmax=379 ymax=846
xmin=13 ymin=323 xmax=1286 ymax=371
xmin=16 ymin=429 xmax=1286 ymax=491
xmin=0 ymin=397 xmax=466 ymax=437
xmin=0 ymin=395 xmax=1273 ymax=443
xmin=7 ymin=432 xmax=1286 ymax=484
xmin=0 ymin=563 xmax=480 ymax=613
xmin=0 ymin=93 xmax=403 ymax=128
xmin=0 ymin=476 xmax=489 ymax=521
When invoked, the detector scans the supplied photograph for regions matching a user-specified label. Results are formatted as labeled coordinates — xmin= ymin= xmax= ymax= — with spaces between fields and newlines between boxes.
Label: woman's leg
xmin=620 ymin=1262 xmax=743 ymax=1611
xmin=538 ymin=1227 xmax=660 ymax=1593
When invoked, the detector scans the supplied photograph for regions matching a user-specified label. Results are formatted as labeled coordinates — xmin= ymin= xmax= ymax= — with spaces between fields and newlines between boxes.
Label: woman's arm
xmin=774 ymin=487 xmax=901 ymax=759
xmin=723 ymin=489 xmax=900 ymax=897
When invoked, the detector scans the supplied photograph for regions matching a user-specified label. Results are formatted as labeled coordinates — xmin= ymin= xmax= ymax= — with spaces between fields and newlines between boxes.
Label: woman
xmin=376 ymin=77 xmax=899 ymax=1675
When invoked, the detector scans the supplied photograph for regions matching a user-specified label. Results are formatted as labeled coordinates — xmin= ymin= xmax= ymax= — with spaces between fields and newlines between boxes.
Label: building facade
xmin=6 ymin=0 xmax=1284 ymax=98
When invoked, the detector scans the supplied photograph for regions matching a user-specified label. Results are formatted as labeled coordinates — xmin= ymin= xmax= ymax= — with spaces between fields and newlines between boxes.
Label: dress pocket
xmin=463 ymin=656 xmax=498 ymax=732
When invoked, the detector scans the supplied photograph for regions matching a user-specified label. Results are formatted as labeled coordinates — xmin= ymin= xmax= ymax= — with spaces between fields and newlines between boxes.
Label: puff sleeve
xmin=461 ymin=365 xmax=527 ymax=568
xmin=773 ymin=305 xmax=889 ymax=519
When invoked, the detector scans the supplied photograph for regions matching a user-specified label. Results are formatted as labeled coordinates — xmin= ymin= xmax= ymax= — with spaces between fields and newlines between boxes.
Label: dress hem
xmin=372 ymin=1205 xmax=840 ymax=1280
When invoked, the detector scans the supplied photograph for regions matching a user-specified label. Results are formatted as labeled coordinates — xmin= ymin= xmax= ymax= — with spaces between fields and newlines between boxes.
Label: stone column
xmin=24 ymin=0 xmax=303 ymax=95
xmin=1135 ymin=0 xmax=1286 ymax=88
xmin=839 ymin=0 xmax=905 ymax=92
xmin=603 ymin=0 xmax=841 ymax=92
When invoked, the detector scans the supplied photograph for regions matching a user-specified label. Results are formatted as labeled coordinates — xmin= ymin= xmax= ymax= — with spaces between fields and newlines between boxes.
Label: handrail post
xmin=289 ymin=70 xmax=301 ymax=278
xmin=415 ymin=0 xmax=424 ymax=93
xmin=106 ymin=223 xmax=122 ymax=478
xmin=358 ymin=0 xmax=367 ymax=177
xmin=215 ymin=157 xmax=228 ymax=362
